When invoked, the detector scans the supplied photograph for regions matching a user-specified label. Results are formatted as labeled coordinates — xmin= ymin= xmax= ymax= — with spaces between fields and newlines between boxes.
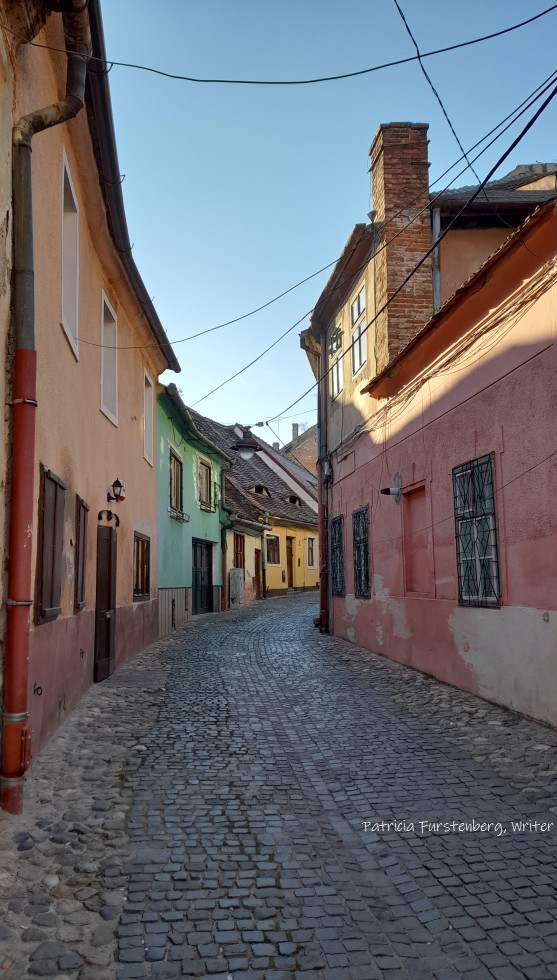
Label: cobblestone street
xmin=1 ymin=593 xmax=557 ymax=980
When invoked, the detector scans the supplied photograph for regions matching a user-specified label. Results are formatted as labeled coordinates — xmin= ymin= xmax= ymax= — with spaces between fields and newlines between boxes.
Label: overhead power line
xmin=2 ymin=5 xmax=556 ymax=85
xmin=76 ymin=65 xmax=557 ymax=358
xmin=261 ymin=78 xmax=557 ymax=424
xmin=190 ymin=72 xmax=557 ymax=410
xmin=391 ymin=0 xmax=515 ymax=228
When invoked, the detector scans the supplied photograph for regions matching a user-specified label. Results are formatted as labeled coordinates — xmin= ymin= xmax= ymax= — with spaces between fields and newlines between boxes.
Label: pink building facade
xmin=0 ymin=1 xmax=179 ymax=810
xmin=302 ymin=123 xmax=557 ymax=728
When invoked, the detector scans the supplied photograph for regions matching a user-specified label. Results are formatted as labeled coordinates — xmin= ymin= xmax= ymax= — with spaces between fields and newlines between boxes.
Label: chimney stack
xmin=369 ymin=123 xmax=433 ymax=371
xmin=272 ymin=442 xmax=279 ymax=450
xmin=292 ymin=423 xmax=299 ymax=441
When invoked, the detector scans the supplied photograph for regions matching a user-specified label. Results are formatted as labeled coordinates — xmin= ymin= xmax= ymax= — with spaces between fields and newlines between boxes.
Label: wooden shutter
xmin=38 ymin=465 xmax=67 ymax=623
xmin=74 ymin=495 xmax=89 ymax=611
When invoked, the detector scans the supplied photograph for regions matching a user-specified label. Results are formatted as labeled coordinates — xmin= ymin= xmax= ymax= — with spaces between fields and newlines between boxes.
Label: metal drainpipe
xmin=317 ymin=332 xmax=329 ymax=633
xmin=0 ymin=2 xmax=91 ymax=815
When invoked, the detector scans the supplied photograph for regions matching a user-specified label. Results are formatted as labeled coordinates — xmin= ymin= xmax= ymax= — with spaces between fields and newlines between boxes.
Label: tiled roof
xmin=189 ymin=410 xmax=318 ymax=527
xmin=433 ymin=165 xmax=557 ymax=212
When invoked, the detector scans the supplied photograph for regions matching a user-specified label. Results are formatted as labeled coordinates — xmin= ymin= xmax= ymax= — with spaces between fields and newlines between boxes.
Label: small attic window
xmin=250 ymin=484 xmax=270 ymax=497
xmin=288 ymin=494 xmax=302 ymax=507
xmin=328 ymin=325 xmax=342 ymax=356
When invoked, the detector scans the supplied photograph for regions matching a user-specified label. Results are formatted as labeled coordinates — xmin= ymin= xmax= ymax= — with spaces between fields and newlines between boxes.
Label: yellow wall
xmin=264 ymin=524 xmax=319 ymax=592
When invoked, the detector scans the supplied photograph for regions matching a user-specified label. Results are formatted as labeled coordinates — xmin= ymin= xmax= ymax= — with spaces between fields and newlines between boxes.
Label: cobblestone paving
xmin=1 ymin=593 xmax=557 ymax=979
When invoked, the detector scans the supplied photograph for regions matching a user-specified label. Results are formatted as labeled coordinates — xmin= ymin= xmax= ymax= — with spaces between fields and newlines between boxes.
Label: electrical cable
xmin=191 ymin=75 xmax=557 ymax=409
xmin=2 ymin=5 xmax=555 ymax=86
xmin=391 ymin=0 xmax=518 ymax=234
xmin=77 ymin=66 xmax=557 ymax=356
xmin=261 ymin=79 xmax=557 ymax=424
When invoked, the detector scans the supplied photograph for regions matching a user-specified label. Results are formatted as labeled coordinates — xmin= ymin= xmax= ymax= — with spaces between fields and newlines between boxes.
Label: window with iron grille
xmin=353 ymin=506 xmax=370 ymax=597
xmin=266 ymin=535 xmax=280 ymax=565
xmin=74 ymin=494 xmax=89 ymax=612
xmin=37 ymin=465 xmax=67 ymax=624
xmin=453 ymin=454 xmax=500 ymax=607
xmin=233 ymin=532 xmax=245 ymax=569
xmin=169 ymin=448 xmax=183 ymax=513
xmin=307 ymin=536 xmax=316 ymax=568
xmin=330 ymin=515 xmax=345 ymax=597
xmin=133 ymin=532 xmax=150 ymax=600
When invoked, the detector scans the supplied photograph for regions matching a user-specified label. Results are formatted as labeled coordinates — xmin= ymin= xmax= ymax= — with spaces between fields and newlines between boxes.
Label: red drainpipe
xmin=0 ymin=4 xmax=90 ymax=814
xmin=317 ymin=338 xmax=329 ymax=633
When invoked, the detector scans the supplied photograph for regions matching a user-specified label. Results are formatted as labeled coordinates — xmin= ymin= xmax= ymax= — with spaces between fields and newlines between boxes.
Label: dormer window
xmin=250 ymin=485 xmax=270 ymax=497
xmin=288 ymin=494 xmax=302 ymax=507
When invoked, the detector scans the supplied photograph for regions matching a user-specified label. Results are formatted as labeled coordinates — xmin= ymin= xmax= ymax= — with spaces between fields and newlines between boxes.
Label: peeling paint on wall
xmin=448 ymin=605 xmax=557 ymax=726
xmin=372 ymin=574 xmax=412 ymax=639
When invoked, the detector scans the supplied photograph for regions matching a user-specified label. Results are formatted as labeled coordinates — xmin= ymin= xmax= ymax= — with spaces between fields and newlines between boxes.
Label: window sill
xmin=168 ymin=508 xmax=190 ymax=523
xmin=133 ymin=593 xmax=150 ymax=602
xmin=199 ymin=502 xmax=215 ymax=513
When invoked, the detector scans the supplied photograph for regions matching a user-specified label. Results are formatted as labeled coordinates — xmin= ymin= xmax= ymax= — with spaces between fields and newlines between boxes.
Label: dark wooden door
xmin=255 ymin=549 xmax=261 ymax=598
xmin=286 ymin=537 xmax=294 ymax=588
xmin=192 ymin=541 xmax=212 ymax=614
xmin=94 ymin=526 xmax=117 ymax=682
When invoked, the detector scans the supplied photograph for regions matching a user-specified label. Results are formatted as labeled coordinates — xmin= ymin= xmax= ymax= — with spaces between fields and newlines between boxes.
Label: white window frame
xmin=350 ymin=285 xmax=365 ymax=326
xmin=330 ymin=354 xmax=343 ymax=400
xmin=169 ymin=444 xmax=184 ymax=516
xmin=307 ymin=536 xmax=316 ymax=569
xmin=100 ymin=291 xmax=118 ymax=425
xmin=351 ymin=320 xmax=367 ymax=376
xmin=61 ymin=153 xmax=79 ymax=358
xmin=143 ymin=370 xmax=154 ymax=465
xmin=266 ymin=534 xmax=280 ymax=565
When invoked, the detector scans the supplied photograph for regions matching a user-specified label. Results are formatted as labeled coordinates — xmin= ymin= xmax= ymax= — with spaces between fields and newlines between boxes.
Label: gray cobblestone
xmin=1 ymin=594 xmax=557 ymax=979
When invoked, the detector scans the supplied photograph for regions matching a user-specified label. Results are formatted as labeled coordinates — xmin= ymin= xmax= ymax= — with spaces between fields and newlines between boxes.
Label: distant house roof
xmin=86 ymin=0 xmax=180 ymax=374
xmin=250 ymin=431 xmax=318 ymax=498
xmin=160 ymin=385 xmax=232 ymax=462
xmin=189 ymin=410 xmax=318 ymax=527
xmin=431 ymin=164 xmax=557 ymax=222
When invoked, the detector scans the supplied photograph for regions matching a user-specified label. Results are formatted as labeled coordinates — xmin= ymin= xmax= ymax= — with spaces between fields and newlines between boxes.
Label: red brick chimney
xmin=370 ymin=123 xmax=433 ymax=372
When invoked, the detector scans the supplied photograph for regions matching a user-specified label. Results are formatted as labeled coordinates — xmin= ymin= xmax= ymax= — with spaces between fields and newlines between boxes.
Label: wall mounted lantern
xmin=380 ymin=472 xmax=402 ymax=504
xmin=230 ymin=429 xmax=261 ymax=462
xmin=107 ymin=477 xmax=125 ymax=503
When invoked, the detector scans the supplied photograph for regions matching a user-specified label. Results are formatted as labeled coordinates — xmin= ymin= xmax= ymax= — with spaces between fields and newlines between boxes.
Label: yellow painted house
xmin=189 ymin=414 xmax=319 ymax=602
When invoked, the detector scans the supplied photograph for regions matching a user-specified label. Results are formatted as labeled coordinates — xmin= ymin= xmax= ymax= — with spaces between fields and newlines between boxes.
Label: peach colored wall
xmin=329 ymin=260 xmax=557 ymax=727
xmin=440 ymin=229 xmax=510 ymax=305
xmin=327 ymin=264 xmax=377 ymax=452
xmin=12 ymin=16 xmax=170 ymax=752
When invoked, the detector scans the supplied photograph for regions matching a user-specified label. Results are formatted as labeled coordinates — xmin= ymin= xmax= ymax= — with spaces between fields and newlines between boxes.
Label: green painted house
xmin=156 ymin=384 xmax=232 ymax=634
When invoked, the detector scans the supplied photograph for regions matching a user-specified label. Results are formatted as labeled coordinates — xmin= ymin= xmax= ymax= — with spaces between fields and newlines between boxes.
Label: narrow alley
xmin=1 ymin=594 xmax=557 ymax=980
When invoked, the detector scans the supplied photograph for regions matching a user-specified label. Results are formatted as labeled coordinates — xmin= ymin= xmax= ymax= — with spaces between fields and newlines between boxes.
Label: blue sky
xmin=101 ymin=1 xmax=557 ymax=444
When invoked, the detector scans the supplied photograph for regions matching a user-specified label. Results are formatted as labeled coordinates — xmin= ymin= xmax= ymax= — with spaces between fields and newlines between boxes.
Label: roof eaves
xmin=163 ymin=385 xmax=233 ymax=462
xmin=86 ymin=0 xmax=180 ymax=374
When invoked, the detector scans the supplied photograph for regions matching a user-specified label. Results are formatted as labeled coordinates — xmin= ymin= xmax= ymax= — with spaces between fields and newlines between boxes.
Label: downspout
xmin=262 ymin=511 xmax=269 ymax=598
xmin=1 ymin=2 xmax=91 ymax=814
xmin=316 ymin=329 xmax=329 ymax=633
xmin=220 ymin=465 xmax=232 ymax=611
